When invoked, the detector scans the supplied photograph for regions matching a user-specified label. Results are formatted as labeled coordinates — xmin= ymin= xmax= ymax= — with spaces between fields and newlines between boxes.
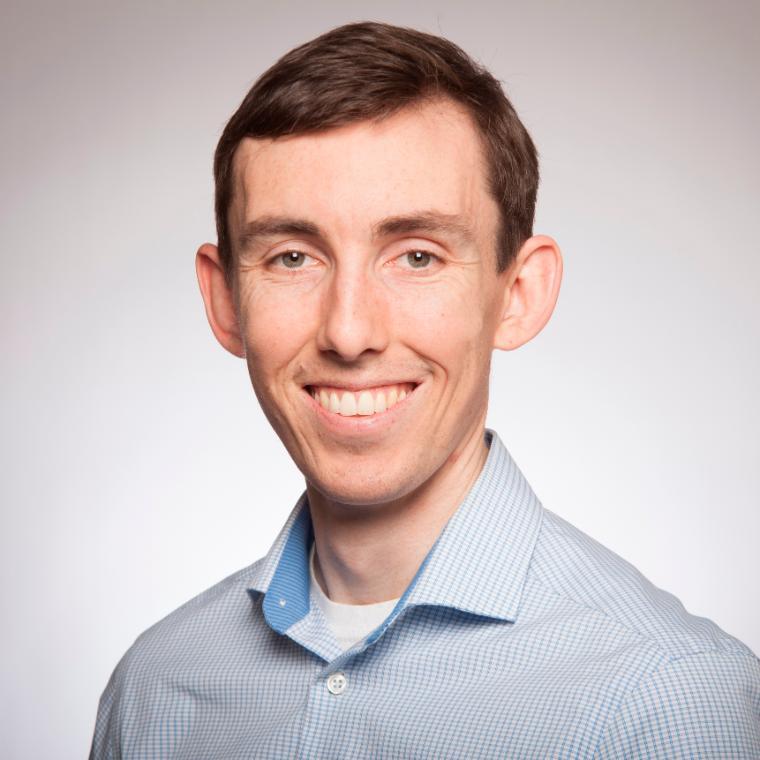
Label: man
xmin=90 ymin=21 xmax=760 ymax=759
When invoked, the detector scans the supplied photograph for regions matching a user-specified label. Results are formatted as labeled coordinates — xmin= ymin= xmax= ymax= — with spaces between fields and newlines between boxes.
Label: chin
xmin=307 ymin=463 xmax=429 ymax=508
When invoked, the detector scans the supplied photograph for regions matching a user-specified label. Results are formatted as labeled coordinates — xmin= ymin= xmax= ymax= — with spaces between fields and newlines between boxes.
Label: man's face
xmin=227 ymin=98 xmax=510 ymax=507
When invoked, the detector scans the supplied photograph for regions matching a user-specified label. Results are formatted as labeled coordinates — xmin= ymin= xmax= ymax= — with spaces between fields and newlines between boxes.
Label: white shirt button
xmin=326 ymin=672 xmax=347 ymax=695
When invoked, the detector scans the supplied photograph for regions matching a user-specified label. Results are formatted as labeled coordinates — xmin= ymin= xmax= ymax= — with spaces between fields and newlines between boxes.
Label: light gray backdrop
xmin=3 ymin=1 xmax=758 ymax=757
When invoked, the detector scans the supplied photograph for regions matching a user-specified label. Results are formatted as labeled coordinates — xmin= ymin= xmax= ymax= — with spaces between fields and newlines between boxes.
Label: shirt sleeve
xmin=89 ymin=662 xmax=122 ymax=760
xmin=593 ymin=649 xmax=760 ymax=759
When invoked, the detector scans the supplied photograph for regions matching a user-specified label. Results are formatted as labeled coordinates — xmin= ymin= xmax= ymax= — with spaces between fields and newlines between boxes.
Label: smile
xmin=305 ymin=382 xmax=417 ymax=418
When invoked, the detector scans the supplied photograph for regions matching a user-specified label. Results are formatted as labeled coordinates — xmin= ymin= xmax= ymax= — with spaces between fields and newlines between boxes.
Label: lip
xmin=303 ymin=380 xmax=420 ymax=393
xmin=301 ymin=381 xmax=422 ymax=436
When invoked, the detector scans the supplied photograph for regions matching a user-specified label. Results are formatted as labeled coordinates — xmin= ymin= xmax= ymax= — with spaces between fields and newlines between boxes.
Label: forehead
xmin=228 ymin=98 xmax=499 ymax=244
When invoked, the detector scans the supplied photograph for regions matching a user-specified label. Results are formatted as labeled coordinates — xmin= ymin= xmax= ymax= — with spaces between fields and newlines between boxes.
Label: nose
xmin=316 ymin=262 xmax=390 ymax=361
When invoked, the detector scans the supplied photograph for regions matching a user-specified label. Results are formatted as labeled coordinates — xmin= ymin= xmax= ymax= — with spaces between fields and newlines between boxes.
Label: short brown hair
xmin=213 ymin=21 xmax=539 ymax=281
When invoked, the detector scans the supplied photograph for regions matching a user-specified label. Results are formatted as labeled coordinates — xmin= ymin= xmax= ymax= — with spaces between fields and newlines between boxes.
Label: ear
xmin=493 ymin=234 xmax=563 ymax=351
xmin=195 ymin=242 xmax=246 ymax=358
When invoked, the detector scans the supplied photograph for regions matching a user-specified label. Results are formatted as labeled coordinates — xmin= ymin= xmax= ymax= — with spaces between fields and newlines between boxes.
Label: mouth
xmin=303 ymin=382 xmax=419 ymax=418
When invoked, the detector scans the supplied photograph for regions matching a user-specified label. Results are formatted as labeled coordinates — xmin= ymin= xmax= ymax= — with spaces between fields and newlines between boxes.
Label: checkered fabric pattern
xmin=90 ymin=429 xmax=760 ymax=758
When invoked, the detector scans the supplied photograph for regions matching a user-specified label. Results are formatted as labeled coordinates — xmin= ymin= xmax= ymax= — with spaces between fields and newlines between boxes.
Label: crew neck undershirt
xmin=309 ymin=543 xmax=401 ymax=651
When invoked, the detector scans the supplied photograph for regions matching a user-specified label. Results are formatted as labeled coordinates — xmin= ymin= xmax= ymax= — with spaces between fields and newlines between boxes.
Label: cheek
xmin=392 ymin=280 xmax=494 ymax=367
xmin=239 ymin=282 xmax=317 ymax=381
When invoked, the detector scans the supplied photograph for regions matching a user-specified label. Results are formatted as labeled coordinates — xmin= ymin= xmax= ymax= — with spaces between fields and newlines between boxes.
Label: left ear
xmin=493 ymin=234 xmax=563 ymax=351
xmin=195 ymin=242 xmax=246 ymax=358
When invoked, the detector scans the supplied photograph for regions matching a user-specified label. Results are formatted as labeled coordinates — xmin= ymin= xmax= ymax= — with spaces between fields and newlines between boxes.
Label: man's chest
xmin=120 ymin=605 xmax=655 ymax=759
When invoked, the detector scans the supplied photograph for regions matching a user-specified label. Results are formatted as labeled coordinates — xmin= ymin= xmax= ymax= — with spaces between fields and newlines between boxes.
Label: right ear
xmin=195 ymin=242 xmax=246 ymax=358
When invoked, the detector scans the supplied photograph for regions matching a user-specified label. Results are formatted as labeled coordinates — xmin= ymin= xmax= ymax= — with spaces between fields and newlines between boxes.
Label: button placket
xmin=326 ymin=671 xmax=347 ymax=695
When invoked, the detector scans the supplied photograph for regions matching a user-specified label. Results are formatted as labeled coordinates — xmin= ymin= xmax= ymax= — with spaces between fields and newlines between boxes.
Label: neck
xmin=306 ymin=421 xmax=490 ymax=604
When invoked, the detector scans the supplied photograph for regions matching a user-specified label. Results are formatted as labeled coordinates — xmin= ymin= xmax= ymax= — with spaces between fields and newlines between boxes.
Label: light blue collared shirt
xmin=90 ymin=429 xmax=760 ymax=758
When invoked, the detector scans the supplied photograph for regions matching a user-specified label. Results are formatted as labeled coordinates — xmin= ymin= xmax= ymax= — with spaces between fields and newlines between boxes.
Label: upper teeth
xmin=310 ymin=383 xmax=414 ymax=417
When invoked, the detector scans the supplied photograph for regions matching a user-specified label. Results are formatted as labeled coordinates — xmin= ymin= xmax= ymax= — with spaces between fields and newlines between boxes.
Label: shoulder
xmin=89 ymin=560 xmax=266 ymax=758
xmin=592 ymin=647 xmax=760 ymax=757
xmin=527 ymin=509 xmax=760 ymax=756
xmin=529 ymin=507 xmax=756 ymax=662
xmin=108 ymin=559 xmax=265 ymax=693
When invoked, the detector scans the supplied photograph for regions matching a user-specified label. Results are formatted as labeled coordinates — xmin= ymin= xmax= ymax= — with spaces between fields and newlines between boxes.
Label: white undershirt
xmin=309 ymin=543 xmax=400 ymax=651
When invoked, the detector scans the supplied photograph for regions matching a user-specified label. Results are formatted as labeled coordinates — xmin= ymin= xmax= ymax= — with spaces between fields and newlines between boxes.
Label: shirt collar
xmin=247 ymin=428 xmax=543 ymax=633
xmin=401 ymin=428 xmax=543 ymax=621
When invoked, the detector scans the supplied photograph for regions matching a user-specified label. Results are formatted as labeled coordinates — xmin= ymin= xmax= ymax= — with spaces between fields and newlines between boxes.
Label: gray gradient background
xmin=3 ymin=1 xmax=759 ymax=757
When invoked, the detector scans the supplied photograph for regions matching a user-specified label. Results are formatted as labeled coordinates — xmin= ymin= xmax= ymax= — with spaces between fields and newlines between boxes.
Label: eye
xmin=275 ymin=250 xmax=313 ymax=269
xmin=402 ymin=250 xmax=437 ymax=269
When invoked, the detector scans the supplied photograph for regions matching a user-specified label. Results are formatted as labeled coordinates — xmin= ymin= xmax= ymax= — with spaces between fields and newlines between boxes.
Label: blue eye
xmin=280 ymin=251 xmax=307 ymax=268
xmin=405 ymin=251 xmax=433 ymax=268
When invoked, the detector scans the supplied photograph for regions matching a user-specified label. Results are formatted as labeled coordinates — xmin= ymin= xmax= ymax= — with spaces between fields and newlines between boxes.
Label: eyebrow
xmin=237 ymin=217 xmax=320 ymax=251
xmin=372 ymin=212 xmax=475 ymax=243
xmin=236 ymin=211 xmax=475 ymax=251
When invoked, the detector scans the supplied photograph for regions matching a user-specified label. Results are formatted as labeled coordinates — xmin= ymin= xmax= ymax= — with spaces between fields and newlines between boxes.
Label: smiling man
xmin=90 ymin=21 xmax=760 ymax=759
